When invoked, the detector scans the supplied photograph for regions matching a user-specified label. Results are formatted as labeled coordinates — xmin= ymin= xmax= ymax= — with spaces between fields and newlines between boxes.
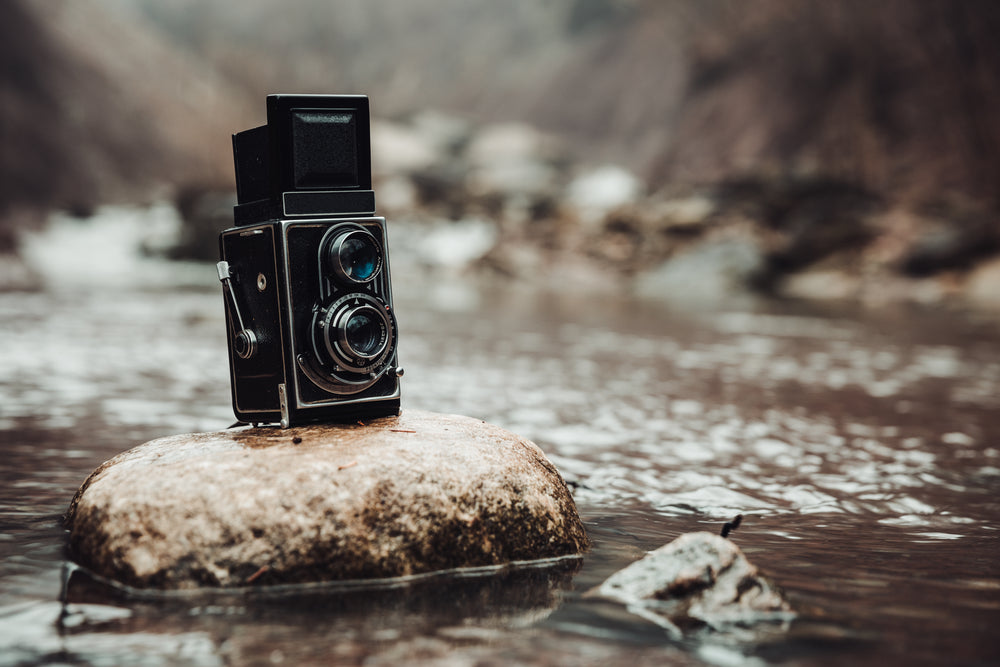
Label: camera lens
xmin=312 ymin=292 xmax=395 ymax=375
xmin=344 ymin=307 xmax=383 ymax=357
xmin=340 ymin=237 xmax=379 ymax=282
xmin=326 ymin=228 xmax=382 ymax=284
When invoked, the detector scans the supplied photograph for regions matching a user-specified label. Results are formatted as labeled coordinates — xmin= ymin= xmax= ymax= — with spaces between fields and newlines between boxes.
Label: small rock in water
xmin=64 ymin=410 xmax=589 ymax=589
xmin=633 ymin=238 xmax=765 ymax=304
xmin=590 ymin=531 xmax=793 ymax=636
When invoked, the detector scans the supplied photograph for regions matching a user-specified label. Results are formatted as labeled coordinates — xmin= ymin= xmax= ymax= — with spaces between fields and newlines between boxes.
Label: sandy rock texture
xmin=591 ymin=532 xmax=793 ymax=636
xmin=64 ymin=410 xmax=589 ymax=589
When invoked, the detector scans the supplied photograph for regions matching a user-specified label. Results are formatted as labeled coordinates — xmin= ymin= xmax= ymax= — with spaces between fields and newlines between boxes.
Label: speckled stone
xmin=590 ymin=532 xmax=794 ymax=635
xmin=65 ymin=410 xmax=589 ymax=589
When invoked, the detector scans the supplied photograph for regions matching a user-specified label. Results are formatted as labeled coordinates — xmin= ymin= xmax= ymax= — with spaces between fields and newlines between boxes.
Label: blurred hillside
xmin=3 ymin=0 xmax=1000 ymax=304
xmin=659 ymin=1 xmax=1000 ymax=208
xmin=106 ymin=0 xmax=688 ymax=177
xmin=0 ymin=0 xmax=251 ymax=248
xmin=108 ymin=0 xmax=1000 ymax=205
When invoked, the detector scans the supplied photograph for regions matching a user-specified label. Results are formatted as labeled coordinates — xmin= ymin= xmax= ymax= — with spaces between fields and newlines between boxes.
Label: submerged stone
xmin=64 ymin=410 xmax=589 ymax=589
xmin=590 ymin=532 xmax=793 ymax=636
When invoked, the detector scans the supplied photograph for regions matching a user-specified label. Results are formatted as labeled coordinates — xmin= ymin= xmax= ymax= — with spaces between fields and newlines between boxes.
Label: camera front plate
xmin=281 ymin=218 xmax=400 ymax=415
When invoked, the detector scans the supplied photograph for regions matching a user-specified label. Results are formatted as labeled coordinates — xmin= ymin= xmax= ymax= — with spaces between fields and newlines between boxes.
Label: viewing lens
xmin=344 ymin=308 xmax=383 ymax=357
xmin=326 ymin=228 xmax=382 ymax=284
xmin=340 ymin=236 xmax=379 ymax=281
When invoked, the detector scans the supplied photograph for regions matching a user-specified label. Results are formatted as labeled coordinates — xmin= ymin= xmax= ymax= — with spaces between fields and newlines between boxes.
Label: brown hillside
xmin=0 ymin=0 xmax=251 ymax=229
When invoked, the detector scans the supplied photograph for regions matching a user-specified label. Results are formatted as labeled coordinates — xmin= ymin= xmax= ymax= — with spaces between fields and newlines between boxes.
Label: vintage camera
xmin=218 ymin=94 xmax=402 ymax=427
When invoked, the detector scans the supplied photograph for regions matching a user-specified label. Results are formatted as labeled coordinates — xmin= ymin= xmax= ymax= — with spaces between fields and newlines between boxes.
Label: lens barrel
xmin=314 ymin=292 xmax=394 ymax=374
xmin=325 ymin=228 xmax=382 ymax=284
xmin=340 ymin=304 xmax=386 ymax=358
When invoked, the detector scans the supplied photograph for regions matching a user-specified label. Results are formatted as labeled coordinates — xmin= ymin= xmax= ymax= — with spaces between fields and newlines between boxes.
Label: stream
xmin=1 ymin=209 xmax=998 ymax=665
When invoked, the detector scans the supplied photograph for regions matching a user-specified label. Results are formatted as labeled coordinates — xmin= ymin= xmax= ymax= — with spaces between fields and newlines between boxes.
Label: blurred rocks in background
xmin=166 ymin=186 xmax=236 ymax=262
xmin=368 ymin=110 xmax=1000 ymax=310
xmin=2 ymin=0 xmax=999 ymax=309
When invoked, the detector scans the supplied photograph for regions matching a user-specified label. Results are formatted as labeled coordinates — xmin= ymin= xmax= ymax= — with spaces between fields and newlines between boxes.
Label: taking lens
xmin=344 ymin=308 xmax=382 ymax=357
xmin=326 ymin=228 xmax=382 ymax=284
xmin=313 ymin=292 xmax=394 ymax=375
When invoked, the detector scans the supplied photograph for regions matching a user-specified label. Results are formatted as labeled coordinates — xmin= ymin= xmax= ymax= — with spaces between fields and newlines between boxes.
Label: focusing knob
xmin=234 ymin=330 xmax=258 ymax=359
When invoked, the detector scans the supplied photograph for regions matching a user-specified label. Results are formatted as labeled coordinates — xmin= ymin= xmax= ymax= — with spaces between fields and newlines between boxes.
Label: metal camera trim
xmin=295 ymin=352 xmax=396 ymax=397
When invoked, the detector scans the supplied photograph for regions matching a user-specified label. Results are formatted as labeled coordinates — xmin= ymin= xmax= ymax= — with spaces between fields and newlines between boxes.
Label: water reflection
xmin=49 ymin=558 xmax=580 ymax=666
xmin=1 ymin=214 xmax=999 ymax=665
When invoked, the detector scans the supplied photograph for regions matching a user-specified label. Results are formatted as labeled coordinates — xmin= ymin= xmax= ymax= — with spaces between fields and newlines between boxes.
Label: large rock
xmin=590 ymin=532 xmax=793 ymax=636
xmin=64 ymin=410 xmax=589 ymax=589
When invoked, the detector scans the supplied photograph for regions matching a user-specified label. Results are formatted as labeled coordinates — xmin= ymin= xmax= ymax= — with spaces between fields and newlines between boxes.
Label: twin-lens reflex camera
xmin=218 ymin=95 xmax=402 ymax=427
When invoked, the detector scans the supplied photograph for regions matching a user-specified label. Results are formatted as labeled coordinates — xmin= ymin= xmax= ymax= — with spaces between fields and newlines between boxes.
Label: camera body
xmin=218 ymin=95 xmax=401 ymax=427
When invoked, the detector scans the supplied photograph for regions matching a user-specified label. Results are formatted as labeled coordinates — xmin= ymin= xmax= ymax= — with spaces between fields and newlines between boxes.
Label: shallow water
xmin=2 ymin=214 xmax=999 ymax=665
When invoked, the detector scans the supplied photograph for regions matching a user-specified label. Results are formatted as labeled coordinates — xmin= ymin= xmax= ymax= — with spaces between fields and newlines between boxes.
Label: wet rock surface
xmin=591 ymin=532 xmax=794 ymax=636
xmin=64 ymin=410 xmax=589 ymax=589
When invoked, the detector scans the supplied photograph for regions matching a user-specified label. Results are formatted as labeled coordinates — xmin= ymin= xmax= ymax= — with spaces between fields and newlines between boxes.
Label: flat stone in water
xmin=64 ymin=410 xmax=589 ymax=589
xmin=591 ymin=532 xmax=794 ymax=635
